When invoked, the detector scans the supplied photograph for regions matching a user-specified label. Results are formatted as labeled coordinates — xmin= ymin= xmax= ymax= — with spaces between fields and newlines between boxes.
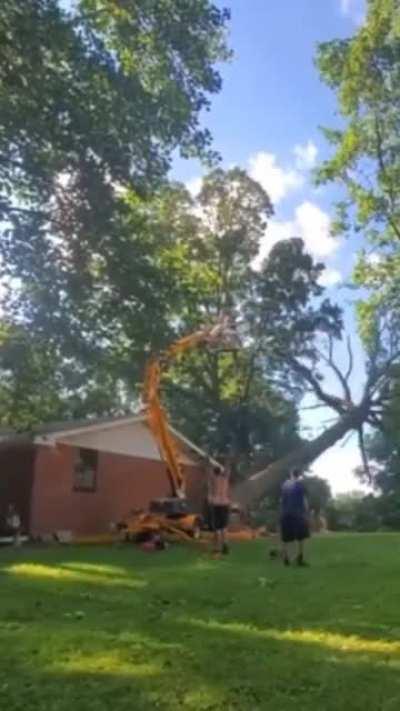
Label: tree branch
xmin=358 ymin=426 xmax=372 ymax=482
xmin=0 ymin=203 xmax=47 ymax=221
xmin=340 ymin=430 xmax=356 ymax=448
xmin=0 ymin=156 xmax=24 ymax=170
xmin=240 ymin=351 xmax=257 ymax=403
xmin=299 ymin=402 xmax=331 ymax=412
xmin=0 ymin=203 xmax=70 ymax=235
xmin=287 ymin=355 xmax=348 ymax=414
xmin=366 ymin=412 xmax=385 ymax=433
xmin=374 ymin=114 xmax=400 ymax=241
xmin=344 ymin=335 xmax=354 ymax=382
xmin=367 ymin=349 xmax=400 ymax=397
xmin=317 ymin=333 xmax=352 ymax=402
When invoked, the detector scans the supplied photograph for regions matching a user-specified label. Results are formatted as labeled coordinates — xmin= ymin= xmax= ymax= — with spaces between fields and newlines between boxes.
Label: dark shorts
xmin=280 ymin=513 xmax=310 ymax=543
xmin=210 ymin=505 xmax=230 ymax=531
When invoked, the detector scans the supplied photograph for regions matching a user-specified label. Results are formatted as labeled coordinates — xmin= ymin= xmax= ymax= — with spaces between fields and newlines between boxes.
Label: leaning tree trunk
xmin=234 ymin=405 xmax=368 ymax=507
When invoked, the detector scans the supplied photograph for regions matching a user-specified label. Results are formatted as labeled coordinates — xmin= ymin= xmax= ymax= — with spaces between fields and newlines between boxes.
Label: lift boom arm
xmin=143 ymin=316 xmax=236 ymax=498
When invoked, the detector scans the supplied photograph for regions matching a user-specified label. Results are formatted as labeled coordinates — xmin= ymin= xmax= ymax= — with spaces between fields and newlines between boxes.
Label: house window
xmin=73 ymin=448 xmax=98 ymax=492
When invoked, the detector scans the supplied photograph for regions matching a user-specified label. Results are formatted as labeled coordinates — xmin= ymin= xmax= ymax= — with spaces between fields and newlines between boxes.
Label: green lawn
xmin=1 ymin=536 xmax=400 ymax=711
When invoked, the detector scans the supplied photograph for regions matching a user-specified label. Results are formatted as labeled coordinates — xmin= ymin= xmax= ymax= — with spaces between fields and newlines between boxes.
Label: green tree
xmin=0 ymin=0 xmax=230 ymax=355
xmin=316 ymin=0 xmax=400 ymax=341
xmin=0 ymin=322 xmax=139 ymax=430
xmin=0 ymin=0 xmax=231 ymax=427
xmin=360 ymin=371 xmax=400 ymax=495
xmin=353 ymin=375 xmax=400 ymax=529
xmin=156 ymin=169 xmax=344 ymax=476
xmin=306 ymin=476 xmax=332 ymax=515
xmin=295 ymin=0 xmax=400 ymax=494
xmin=327 ymin=491 xmax=370 ymax=531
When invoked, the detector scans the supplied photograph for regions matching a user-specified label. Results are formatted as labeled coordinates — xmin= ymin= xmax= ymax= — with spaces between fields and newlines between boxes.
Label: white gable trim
xmin=34 ymin=415 xmax=221 ymax=468
xmin=35 ymin=415 xmax=145 ymax=444
xmin=169 ymin=425 xmax=220 ymax=469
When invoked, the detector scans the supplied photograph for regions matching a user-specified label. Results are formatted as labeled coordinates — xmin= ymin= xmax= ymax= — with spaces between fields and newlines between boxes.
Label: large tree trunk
xmin=234 ymin=406 xmax=367 ymax=506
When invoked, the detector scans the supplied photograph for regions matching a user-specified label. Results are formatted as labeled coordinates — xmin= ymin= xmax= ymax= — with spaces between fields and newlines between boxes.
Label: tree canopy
xmin=154 ymin=169 xmax=343 ymax=471
xmin=0 ymin=0 xmax=230 ymax=349
xmin=0 ymin=0 xmax=231 ymax=426
xmin=316 ymin=0 xmax=400 ymax=342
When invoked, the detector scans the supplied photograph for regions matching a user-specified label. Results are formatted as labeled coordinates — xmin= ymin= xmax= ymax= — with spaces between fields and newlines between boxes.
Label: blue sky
xmin=173 ymin=0 xmax=368 ymax=494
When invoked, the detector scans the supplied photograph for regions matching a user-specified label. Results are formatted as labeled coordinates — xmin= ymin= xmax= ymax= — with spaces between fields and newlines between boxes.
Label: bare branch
xmin=239 ymin=350 xmax=260 ymax=404
xmin=0 ymin=204 xmax=47 ymax=220
xmin=0 ymin=203 xmax=66 ymax=232
xmin=344 ymin=335 xmax=354 ymax=382
xmin=368 ymin=410 xmax=384 ymax=420
xmin=0 ymin=156 xmax=24 ymax=170
xmin=328 ymin=333 xmax=334 ymax=363
xmin=287 ymin=355 xmax=347 ymax=413
xmin=358 ymin=426 xmax=373 ymax=483
xmin=319 ymin=417 xmax=340 ymax=426
xmin=299 ymin=403 xmax=331 ymax=412
xmin=371 ymin=391 xmax=391 ymax=407
xmin=340 ymin=430 xmax=356 ymax=448
xmin=316 ymin=333 xmax=352 ymax=402
xmin=367 ymin=412 xmax=385 ymax=433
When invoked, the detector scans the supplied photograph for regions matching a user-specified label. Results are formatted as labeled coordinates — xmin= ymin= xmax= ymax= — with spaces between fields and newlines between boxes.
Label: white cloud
xmin=186 ymin=177 xmax=203 ymax=197
xmin=187 ymin=141 xmax=317 ymax=207
xmin=248 ymin=151 xmax=303 ymax=205
xmin=185 ymin=149 xmax=340 ymax=272
xmin=293 ymin=140 xmax=318 ymax=170
xmin=319 ymin=268 xmax=343 ymax=288
xmin=295 ymin=201 xmax=338 ymax=258
xmin=255 ymin=201 xmax=339 ymax=269
xmin=339 ymin=0 xmax=365 ymax=24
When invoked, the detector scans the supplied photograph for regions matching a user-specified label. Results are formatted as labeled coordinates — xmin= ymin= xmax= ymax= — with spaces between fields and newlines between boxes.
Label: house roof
xmin=0 ymin=416 xmax=134 ymax=449
xmin=35 ymin=413 xmax=145 ymax=437
xmin=32 ymin=414 xmax=219 ymax=466
xmin=0 ymin=432 xmax=33 ymax=449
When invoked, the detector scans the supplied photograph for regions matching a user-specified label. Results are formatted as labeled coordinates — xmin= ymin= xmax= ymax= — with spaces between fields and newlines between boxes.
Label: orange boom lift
xmin=119 ymin=315 xmax=238 ymax=542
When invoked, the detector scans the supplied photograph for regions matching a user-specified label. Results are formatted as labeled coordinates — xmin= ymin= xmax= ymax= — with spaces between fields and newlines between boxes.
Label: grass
xmin=1 ymin=535 xmax=400 ymax=711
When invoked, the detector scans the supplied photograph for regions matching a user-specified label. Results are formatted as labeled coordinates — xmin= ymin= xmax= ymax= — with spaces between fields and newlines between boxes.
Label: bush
xmin=327 ymin=492 xmax=400 ymax=532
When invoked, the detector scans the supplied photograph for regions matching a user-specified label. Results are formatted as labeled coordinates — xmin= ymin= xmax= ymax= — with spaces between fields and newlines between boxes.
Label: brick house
xmin=0 ymin=415 xmax=215 ymax=538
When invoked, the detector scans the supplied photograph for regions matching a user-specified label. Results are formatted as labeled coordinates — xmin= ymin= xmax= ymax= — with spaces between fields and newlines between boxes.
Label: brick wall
xmin=30 ymin=444 xmax=207 ymax=536
xmin=0 ymin=443 xmax=36 ymax=534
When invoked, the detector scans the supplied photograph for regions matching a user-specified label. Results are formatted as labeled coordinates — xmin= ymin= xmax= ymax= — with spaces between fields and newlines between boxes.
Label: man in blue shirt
xmin=280 ymin=468 xmax=310 ymax=567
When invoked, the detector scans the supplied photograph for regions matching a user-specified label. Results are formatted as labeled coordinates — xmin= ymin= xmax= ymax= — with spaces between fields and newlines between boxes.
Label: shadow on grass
xmin=1 ymin=607 xmax=400 ymax=711
xmin=1 ymin=541 xmax=400 ymax=710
